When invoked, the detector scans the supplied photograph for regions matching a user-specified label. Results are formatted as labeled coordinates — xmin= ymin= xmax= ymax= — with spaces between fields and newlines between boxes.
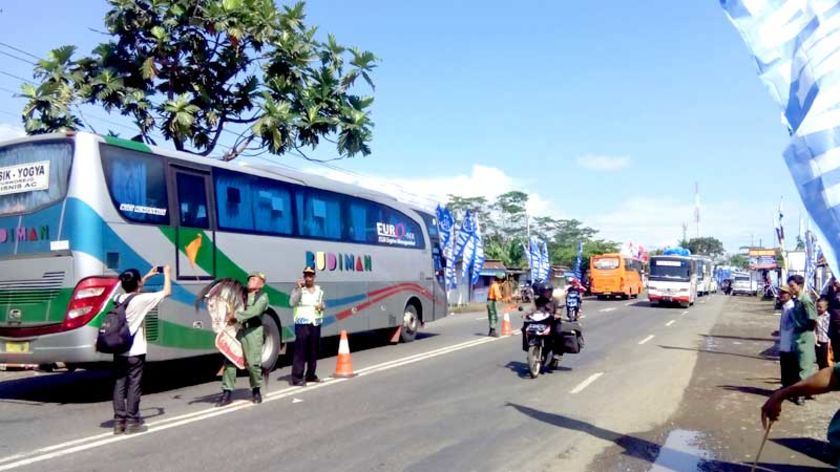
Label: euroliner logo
xmin=306 ymin=251 xmax=372 ymax=272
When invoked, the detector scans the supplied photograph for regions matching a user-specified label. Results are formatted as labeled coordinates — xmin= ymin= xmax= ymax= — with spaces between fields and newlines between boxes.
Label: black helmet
xmin=542 ymin=284 xmax=554 ymax=293
xmin=531 ymin=282 xmax=544 ymax=294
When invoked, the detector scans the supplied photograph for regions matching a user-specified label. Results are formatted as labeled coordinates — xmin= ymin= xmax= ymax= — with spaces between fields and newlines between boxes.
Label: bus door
xmin=419 ymin=213 xmax=446 ymax=321
xmin=170 ymin=166 xmax=216 ymax=280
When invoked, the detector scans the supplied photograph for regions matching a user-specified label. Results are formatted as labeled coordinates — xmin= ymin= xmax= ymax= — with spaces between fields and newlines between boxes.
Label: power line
xmin=0 ymin=70 xmax=34 ymax=85
xmin=0 ymin=50 xmax=36 ymax=66
xmin=0 ymin=41 xmax=40 ymax=60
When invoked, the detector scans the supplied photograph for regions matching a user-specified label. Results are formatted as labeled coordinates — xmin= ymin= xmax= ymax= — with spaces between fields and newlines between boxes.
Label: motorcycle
xmin=523 ymin=310 xmax=556 ymax=379
xmin=566 ymin=292 xmax=581 ymax=321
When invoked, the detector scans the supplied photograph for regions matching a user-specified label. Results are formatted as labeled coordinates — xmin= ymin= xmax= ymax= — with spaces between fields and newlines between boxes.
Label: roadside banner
xmin=470 ymin=220 xmax=485 ymax=286
xmin=574 ymin=240 xmax=584 ymax=280
xmin=540 ymin=240 xmax=550 ymax=281
xmin=436 ymin=205 xmax=457 ymax=289
xmin=529 ymin=238 xmax=541 ymax=282
xmin=721 ymin=0 xmax=840 ymax=277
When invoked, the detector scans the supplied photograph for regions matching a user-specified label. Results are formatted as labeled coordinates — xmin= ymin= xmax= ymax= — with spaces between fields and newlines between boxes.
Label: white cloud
xmin=0 ymin=123 xmax=25 ymax=142
xmin=576 ymin=155 xmax=630 ymax=172
xmin=310 ymin=164 xmax=558 ymax=217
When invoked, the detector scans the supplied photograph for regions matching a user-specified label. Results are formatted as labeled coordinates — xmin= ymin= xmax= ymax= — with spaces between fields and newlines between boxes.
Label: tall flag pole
xmin=694 ymin=181 xmax=701 ymax=239
xmin=721 ymin=0 xmax=840 ymax=278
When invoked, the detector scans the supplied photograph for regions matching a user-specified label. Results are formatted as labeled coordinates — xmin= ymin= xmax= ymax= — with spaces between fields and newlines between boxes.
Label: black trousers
xmin=113 ymin=355 xmax=145 ymax=423
xmin=816 ymin=342 xmax=831 ymax=370
xmin=292 ymin=324 xmax=321 ymax=381
xmin=780 ymin=351 xmax=801 ymax=388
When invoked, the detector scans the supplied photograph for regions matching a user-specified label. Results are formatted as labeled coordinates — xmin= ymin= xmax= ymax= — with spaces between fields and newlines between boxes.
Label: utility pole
xmin=682 ymin=222 xmax=688 ymax=244
xmin=694 ymin=182 xmax=700 ymax=238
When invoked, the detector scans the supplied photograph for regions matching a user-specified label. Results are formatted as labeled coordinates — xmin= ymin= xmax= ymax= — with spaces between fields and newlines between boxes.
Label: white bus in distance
xmin=647 ymin=255 xmax=697 ymax=308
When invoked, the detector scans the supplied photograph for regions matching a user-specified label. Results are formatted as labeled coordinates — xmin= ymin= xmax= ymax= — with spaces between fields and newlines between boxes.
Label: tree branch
xmin=200 ymin=116 xmax=227 ymax=156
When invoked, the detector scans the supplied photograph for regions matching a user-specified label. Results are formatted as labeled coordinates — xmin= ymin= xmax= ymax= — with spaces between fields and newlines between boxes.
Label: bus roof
xmin=1 ymin=131 xmax=432 ymax=218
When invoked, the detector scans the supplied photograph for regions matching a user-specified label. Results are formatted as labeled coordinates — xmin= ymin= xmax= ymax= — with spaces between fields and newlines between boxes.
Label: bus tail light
xmin=63 ymin=277 xmax=119 ymax=330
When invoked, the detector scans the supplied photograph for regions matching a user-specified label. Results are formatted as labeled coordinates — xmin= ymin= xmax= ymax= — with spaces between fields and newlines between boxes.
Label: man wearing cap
xmin=289 ymin=267 xmax=325 ymax=386
xmin=216 ymin=272 xmax=269 ymax=407
xmin=487 ymin=273 xmax=507 ymax=337
xmin=777 ymin=284 xmax=801 ymax=404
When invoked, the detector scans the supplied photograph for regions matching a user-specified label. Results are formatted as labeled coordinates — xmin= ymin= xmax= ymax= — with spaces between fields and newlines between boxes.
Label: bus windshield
xmin=593 ymin=257 xmax=620 ymax=270
xmin=0 ymin=140 xmax=73 ymax=216
xmin=650 ymin=258 xmax=691 ymax=281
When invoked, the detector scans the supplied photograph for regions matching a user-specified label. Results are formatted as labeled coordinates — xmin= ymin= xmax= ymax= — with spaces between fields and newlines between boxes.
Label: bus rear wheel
xmin=400 ymin=304 xmax=420 ymax=343
xmin=260 ymin=315 xmax=282 ymax=372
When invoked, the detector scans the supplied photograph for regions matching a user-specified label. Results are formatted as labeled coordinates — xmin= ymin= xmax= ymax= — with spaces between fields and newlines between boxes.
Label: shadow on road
xmin=0 ymin=330 xmax=440 ymax=405
xmin=771 ymin=438 xmax=836 ymax=467
xmin=0 ymin=357 xmax=223 ymax=405
xmin=506 ymin=402 xmax=834 ymax=471
xmin=658 ymin=344 xmax=777 ymax=362
xmin=503 ymin=361 xmax=571 ymax=379
xmin=718 ymin=384 xmax=776 ymax=397
xmin=99 ymin=407 xmax=165 ymax=428
xmin=702 ymin=334 xmax=777 ymax=343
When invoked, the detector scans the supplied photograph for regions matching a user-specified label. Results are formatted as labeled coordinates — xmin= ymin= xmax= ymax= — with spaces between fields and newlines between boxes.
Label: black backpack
xmin=96 ymin=294 xmax=138 ymax=354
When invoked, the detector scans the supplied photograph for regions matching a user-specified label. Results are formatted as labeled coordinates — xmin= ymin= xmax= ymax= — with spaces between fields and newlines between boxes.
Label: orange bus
xmin=589 ymin=253 xmax=643 ymax=300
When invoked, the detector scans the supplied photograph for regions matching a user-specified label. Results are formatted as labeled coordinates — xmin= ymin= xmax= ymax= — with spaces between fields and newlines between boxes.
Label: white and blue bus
xmin=0 ymin=132 xmax=447 ymax=370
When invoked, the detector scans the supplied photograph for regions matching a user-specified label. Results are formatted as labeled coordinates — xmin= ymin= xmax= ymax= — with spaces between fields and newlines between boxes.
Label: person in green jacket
xmin=788 ymin=274 xmax=818 ymax=383
xmin=216 ymin=272 xmax=269 ymax=407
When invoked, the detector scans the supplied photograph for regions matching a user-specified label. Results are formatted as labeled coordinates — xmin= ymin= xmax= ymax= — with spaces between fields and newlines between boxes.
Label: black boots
xmin=252 ymin=388 xmax=262 ymax=404
xmin=113 ymin=419 xmax=126 ymax=435
xmin=216 ymin=390 xmax=232 ymax=407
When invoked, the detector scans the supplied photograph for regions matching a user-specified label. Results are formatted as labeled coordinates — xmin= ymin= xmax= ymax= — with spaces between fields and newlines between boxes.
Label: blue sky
xmin=0 ymin=1 xmax=808 ymax=251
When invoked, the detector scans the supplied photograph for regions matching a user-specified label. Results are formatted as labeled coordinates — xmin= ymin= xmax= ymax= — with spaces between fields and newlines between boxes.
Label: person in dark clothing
xmin=826 ymin=278 xmax=840 ymax=352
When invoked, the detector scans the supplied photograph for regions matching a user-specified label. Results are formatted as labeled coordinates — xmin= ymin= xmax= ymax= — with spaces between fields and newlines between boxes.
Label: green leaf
xmin=151 ymin=26 xmax=167 ymax=41
xmin=141 ymin=57 xmax=157 ymax=79
xmin=223 ymin=0 xmax=242 ymax=11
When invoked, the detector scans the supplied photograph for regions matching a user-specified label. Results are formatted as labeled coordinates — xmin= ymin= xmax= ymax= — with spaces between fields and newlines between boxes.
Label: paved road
xmin=0 ymin=295 xmax=725 ymax=471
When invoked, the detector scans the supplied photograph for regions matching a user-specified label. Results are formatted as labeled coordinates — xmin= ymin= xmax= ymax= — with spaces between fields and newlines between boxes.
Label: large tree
xmin=683 ymin=237 xmax=725 ymax=258
xmin=21 ymin=0 xmax=377 ymax=160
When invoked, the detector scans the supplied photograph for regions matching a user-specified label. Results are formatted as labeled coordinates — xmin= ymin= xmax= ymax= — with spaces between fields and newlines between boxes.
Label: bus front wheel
xmin=400 ymin=304 xmax=420 ymax=343
xmin=260 ymin=314 xmax=282 ymax=372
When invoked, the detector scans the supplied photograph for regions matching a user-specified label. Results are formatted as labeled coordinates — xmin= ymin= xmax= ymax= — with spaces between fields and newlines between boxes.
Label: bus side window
xmin=296 ymin=190 xmax=342 ymax=240
xmin=176 ymin=172 xmax=210 ymax=229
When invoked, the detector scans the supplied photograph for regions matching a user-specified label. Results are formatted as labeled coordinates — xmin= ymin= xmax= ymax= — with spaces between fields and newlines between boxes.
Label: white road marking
xmin=625 ymin=302 xmax=634 ymax=306
xmin=292 ymin=398 xmax=303 ymax=404
xmin=475 ymin=317 xmax=486 ymax=321
xmin=665 ymin=320 xmax=676 ymax=327
xmin=638 ymin=335 xmax=655 ymax=345
xmin=570 ymin=372 xmax=604 ymax=394
xmin=0 ymin=335 xmax=507 ymax=471
xmin=681 ymin=311 xmax=689 ymax=316
xmin=600 ymin=307 xmax=616 ymax=313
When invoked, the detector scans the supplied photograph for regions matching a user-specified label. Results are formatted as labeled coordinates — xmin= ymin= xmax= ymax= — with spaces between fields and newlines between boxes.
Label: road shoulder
xmin=590 ymin=295 xmax=838 ymax=471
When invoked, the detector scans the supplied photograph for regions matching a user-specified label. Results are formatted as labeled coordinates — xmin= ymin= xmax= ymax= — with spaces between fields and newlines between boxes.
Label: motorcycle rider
xmin=522 ymin=283 xmax=559 ymax=351
xmin=566 ymin=278 xmax=584 ymax=321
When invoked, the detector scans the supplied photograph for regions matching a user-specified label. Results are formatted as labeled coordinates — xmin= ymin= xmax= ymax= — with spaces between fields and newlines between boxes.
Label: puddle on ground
xmin=649 ymin=429 xmax=711 ymax=472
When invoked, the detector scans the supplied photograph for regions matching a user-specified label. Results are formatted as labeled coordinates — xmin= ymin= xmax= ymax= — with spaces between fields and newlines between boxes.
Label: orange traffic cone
xmin=334 ymin=330 xmax=356 ymax=378
xmin=500 ymin=312 xmax=513 ymax=336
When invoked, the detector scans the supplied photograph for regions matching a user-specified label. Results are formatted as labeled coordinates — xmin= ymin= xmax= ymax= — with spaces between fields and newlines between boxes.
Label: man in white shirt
xmin=289 ymin=266 xmax=325 ymax=386
xmin=778 ymin=284 xmax=802 ymax=405
xmin=113 ymin=265 xmax=172 ymax=434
